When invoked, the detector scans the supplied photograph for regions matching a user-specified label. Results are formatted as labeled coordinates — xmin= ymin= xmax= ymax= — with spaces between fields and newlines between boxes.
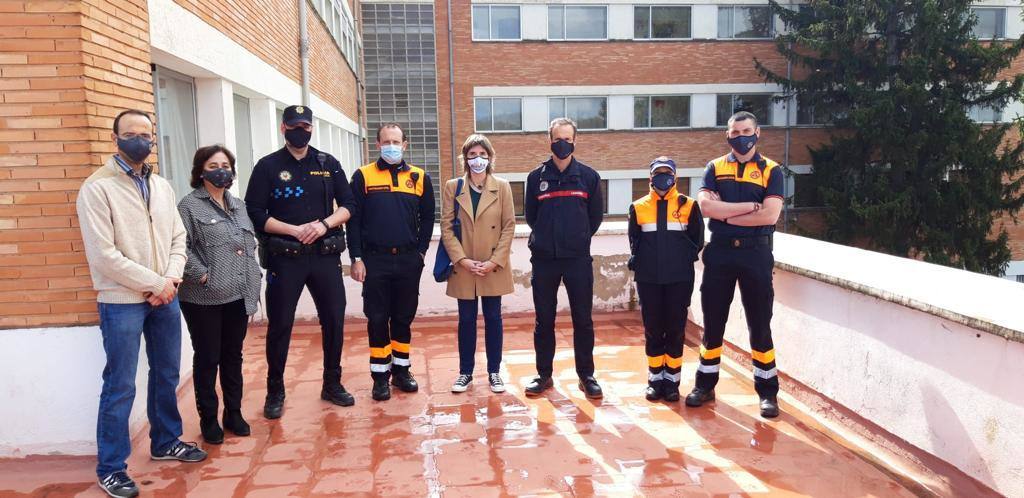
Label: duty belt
xmin=709 ymin=235 xmax=773 ymax=249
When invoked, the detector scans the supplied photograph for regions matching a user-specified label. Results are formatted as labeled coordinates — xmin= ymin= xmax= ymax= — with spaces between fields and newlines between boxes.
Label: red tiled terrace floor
xmin=0 ymin=312 xmax=920 ymax=497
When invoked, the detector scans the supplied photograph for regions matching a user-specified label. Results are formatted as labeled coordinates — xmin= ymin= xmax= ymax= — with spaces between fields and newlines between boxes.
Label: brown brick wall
xmin=171 ymin=0 xmax=359 ymax=118
xmin=0 ymin=0 xmax=154 ymax=328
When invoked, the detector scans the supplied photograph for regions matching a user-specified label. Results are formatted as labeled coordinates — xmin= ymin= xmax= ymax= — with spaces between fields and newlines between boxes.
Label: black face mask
xmin=551 ymin=139 xmax=574 ymax=160
xmin=651 ymin=173 xmax=675 ymax=193
xmin=285 ymin=127 xmax=312 ymax=148
xmin=117 ymin=136 xmax=153 ymax=163
xmin=202 ymin=167 xmax=234 ymax=189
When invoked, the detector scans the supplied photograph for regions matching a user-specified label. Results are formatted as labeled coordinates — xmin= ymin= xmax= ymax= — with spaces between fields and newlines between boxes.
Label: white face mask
xmin=467 ymin=156 xmax=489 ymax=174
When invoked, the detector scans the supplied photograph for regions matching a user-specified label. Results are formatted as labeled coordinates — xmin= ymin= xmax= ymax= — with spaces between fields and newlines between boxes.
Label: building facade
xmin=0 ymin=0 xmax=363 ymax=454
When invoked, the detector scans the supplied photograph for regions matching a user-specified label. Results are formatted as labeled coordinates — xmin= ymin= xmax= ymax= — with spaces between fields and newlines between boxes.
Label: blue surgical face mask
xmin=117 ymin=135 xmax=153 ymax=163
xmin=652 ymin=173 xmax=675 ymax=193
xmin=727 ymin=133 xmax=758 ymax=155
xmin=381 ymin=144 xmax=404 ymax=165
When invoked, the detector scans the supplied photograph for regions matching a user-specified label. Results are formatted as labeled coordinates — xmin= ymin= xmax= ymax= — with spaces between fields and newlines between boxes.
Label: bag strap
xmin=454 ymin=178 xmax=464 ymax=221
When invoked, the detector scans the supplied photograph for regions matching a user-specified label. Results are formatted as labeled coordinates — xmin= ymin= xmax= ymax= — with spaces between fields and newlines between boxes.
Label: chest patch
xmin=279 ymin=170 xmax=293 ymax=182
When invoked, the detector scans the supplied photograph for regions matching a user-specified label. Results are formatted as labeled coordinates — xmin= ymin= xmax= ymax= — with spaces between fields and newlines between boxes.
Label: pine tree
xmin=757 ymin=0 xmax=1024 ymax=275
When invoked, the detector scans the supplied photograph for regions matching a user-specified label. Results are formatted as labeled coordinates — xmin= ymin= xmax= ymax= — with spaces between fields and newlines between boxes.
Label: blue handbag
xmin=432 ymin=178 xmax=464 ymax=282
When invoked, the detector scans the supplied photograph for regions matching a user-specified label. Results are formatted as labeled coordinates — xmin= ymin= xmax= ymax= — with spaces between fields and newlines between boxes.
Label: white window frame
xmin=472 ymin=5 xmax=524 ymax=42
xmin=633 ymin=5 xmax=693 ymax=41
xmin=474 ymin=97 xmax=525 ymax=132
xmin=968 ymin=103 xmax=1003 ymax=123
xmin=547 ymin=5 xmax=609 ymax=41
xmin=718 ymin=5 xmax=774 ymax=40
xmin=716 ymin=93 xmax=775 ymax=127
xmin=634 ymin=95 xmax=692 ymax=129
xmin=970 ymin=7 xmax=1006 ymax=40
xmin=549 ymin=96 xmax=609 ymax=130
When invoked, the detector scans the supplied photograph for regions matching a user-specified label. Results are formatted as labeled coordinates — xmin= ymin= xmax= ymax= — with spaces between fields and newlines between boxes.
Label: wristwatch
xmin=319 ymin=219 xmax=331 ymax=231
xmin=352 ymin=256 xmax=361 ymax=263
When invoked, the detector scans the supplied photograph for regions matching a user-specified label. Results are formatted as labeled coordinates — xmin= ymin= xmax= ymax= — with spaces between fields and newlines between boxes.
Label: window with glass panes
xmin=549 ymin=97 xmax=607 ymax=130
xmin=634 ymin=6 xmax=691 ymax=39
xmin=716 ymin=94 xmax=772 ymax=127
xmin=472 ymin=5 xmax=521 ymax=40
xmin=510 ymin=181 xmax=526 ymax=217
xmin=475 ymin=98 xmax=523 ymax=131
xmin=635 ymin=95 xmax=690 ymax=128
xmin=971 ymin=7 xmax=1005 ymax=39
xmin=548 ymin=5 xmax=607 ymax=40
xmin=718 ymin=6 xmax=773 ymax=39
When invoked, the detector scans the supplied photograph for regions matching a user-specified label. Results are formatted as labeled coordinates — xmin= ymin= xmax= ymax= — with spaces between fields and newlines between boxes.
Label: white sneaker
xmin=451 ymin=374 xmax=472 ymax=393
xmin=488 ymin=373 xmax=506 ymax=393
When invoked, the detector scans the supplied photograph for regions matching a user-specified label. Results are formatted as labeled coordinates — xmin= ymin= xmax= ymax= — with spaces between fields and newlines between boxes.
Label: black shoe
xmin=391 ymin=367 xmax=419 ymax=393
xmin=524 ymin=376 xmax=553 ymax=397
xmin=321 ymin=383 xmax=355 ymax=407
xmin=578 ymin=377 xmax=603 ymax=399
xmin=199 ymin=416 xmax=224 ymax=444
xmin=662 ymin=383 xmax=681 ymax=403
xmin=222 ymin=410 xmax=250 ymax=437
xmin=98 ymin=471 xmax=139 ymax=498
xmin=685 ymin=387 xmax=715 ymax=407
xmin=264 ymin=378 xmax=285 ymax=419
xmin=372 ymin=376 xmax=391 ymax=401
xmin=151 ymin=440 xmax=207 ymax=462
xmin=645 ymin=383 xmax=662 ymax=401
xmin=760 ymin=397 xmax=780 ymax=418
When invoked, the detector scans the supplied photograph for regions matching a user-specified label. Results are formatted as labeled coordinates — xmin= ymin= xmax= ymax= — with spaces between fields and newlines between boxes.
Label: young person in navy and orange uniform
xmin=347 ymin=122 xmax=436 ymax=402
xmin=627 ymin=157 xmax=704 ymax=402
xmin=686 ymin=111 xmax=785 ymax=418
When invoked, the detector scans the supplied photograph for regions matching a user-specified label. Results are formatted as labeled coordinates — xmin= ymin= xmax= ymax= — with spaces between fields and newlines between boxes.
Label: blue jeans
xmin=457 ymin=296 xmax=503 ymax=375
xmin=96 ymin=298 xmax=184 ymax=478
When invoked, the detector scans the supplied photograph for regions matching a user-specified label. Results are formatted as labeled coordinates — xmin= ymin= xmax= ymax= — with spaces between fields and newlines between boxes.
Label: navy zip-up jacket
xmin=524 ymin=157 xmax=604 ymax=259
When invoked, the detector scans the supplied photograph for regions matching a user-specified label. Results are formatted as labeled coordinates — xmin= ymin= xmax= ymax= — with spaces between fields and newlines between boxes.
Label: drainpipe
xmin=782 ymin=41 xmax=793 ymax=234
xmin=299 ymin=0 xmax=311 ymax=106
xmin=446 ymin=0 xmax=457 ymax=177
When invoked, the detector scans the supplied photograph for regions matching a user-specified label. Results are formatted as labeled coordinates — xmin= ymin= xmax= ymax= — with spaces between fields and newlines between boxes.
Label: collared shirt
xmin=113 ymin=154 xmax=151 ymax=204
xmin=177 ymin=186 xmax=263 ymax=315
xmin=346 ymin=157 xmax=436 ymax=258
xmin=700 ymin=151 xmax=784 ymax=238
xmin=244 ymin=145 xmax=356 ymax=231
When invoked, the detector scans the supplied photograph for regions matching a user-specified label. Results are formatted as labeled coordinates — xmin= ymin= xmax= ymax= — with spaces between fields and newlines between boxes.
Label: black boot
xmin=760 ymin=396 xmax=780 ymax=418
xmin=578 ymin=376 xmax=603 ymax=399
xmin=322 ymin=383 xmax=355 ymax=407
xmin=222 ymin=410 xmax=250 ymax=436
xmin=645 ymin=380 xmax=663 ymax=401
xmin=685 ymin=387 xmax=715 ymax=407
xmin=199 ymin=416 xmax=224 ymax=444
xmin=662 ymin=382 xmax=681 ymax=403
xmin=264 ymin=377 xmax=285 ymax=419
xmin=372 ymin=374 xmax=391 ymax=401
xmin=391 ymin=366 xmax=419 ymax=393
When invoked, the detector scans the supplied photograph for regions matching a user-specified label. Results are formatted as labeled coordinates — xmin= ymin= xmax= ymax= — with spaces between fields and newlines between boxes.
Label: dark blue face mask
xmin=551 ymin=139 xmax=574 ymax=160
xmin=727 ymin=134 xmax=758 ymax=155
xmin=651 ymin=173 xmax=675 ymax=193
xmin=117 ymin=136 xmax=153 ymax=163
xmin=202 ymin=167 xmax=234 ymax=189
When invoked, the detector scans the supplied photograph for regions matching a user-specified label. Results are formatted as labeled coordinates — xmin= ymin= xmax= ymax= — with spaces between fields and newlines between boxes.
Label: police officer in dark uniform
xmin=523 ymin=117 xmax=605 ymax=400
xmin=347 ymin=122 xmax=435 ymax=402
xmin=244 ymin=105 xmax=357 ymax=419
xmin=686 ymin=111 xmax=784 ymax=418
xmin=628 ymin=157 xmax=704 ymax=402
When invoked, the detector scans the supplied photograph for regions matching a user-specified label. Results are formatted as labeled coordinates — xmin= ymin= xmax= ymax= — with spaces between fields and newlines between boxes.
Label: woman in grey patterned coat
xmin=177 ymin=145 xmax=262 ymax=444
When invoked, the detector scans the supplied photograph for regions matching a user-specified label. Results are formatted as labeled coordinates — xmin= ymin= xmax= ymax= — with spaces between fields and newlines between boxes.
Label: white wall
xmin=687 ymin=233 xmax=1024 ymax=497
xmin=0 ymin=322 xmax=193 ymax=456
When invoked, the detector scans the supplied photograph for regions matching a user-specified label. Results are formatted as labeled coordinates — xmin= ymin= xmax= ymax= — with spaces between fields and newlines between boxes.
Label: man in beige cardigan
xmin=77 ymin=110 xmax=207 ymax=498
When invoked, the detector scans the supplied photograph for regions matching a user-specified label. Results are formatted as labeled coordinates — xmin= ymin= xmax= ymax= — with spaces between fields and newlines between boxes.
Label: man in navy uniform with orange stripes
xmin=628 ymin=157 xmax=704 ymax=402
xmin=523 ymin=117 xmax=605 ymax=399
xmin=348 ymin=123 xmax=435 ymax=401
xmin=686 ymin=111 xmax=784 ymax=418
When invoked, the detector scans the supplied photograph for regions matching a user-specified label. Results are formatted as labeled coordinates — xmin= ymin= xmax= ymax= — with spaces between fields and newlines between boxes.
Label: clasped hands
xmin=459 ymin=258 xmax=497 ymax=277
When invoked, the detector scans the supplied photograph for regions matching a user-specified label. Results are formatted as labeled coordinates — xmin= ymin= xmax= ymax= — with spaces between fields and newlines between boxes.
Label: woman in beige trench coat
xmin=440 ymin=134 xmax=516 ymax=394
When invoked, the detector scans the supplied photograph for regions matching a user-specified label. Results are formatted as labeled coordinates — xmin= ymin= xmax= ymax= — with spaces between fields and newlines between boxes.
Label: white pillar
xmin=194 ymin=78 xmax=236 ymax=150
xmin=607 ymin=178 xmax=632 ymax=215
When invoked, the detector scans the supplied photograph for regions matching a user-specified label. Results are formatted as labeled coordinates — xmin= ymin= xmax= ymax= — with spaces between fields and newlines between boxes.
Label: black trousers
xmin=362 ymin=252 xmax=423 ymax=379
xmin=696 ymin=242 xmax=779 ymax=398
xmin=180 ymin=299 xmax=248 ymax=418
xmin=265 ymin=253 xmax=346 ymax=385
xmin=531 ymin=256 xmax=595 ymax=379
xmin=636 ymin=280 xmax=693 ymax=387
